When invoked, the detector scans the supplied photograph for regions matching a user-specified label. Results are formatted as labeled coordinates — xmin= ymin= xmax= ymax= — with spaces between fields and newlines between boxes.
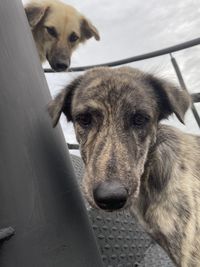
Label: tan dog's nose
xmin=53 ymin=59 xmax=70 ymax=72
xmin=55 ymin=62 xmax=69 ymax=71
xmin=93 ymin=181 xmax=128 ymax=211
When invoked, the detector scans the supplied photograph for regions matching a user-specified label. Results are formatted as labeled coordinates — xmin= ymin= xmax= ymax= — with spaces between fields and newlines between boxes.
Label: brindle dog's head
xmin=25 ymin=0 xmax=100 ymax=71
xmin=48 ymin=67 xmax=190 ymax=211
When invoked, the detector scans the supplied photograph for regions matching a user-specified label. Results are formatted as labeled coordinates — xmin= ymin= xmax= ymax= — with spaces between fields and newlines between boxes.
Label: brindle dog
xmin=48 ymin=67 xmax=200 ymax=267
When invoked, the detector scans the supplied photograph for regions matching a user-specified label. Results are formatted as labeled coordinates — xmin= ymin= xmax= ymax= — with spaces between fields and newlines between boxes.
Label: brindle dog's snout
xmin=93 ymin=181 xmax=128 ymax=211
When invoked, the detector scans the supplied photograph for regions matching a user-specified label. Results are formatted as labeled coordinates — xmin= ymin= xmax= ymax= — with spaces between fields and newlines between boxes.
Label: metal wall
xmin=0 ymin=0 xmax=103 ymax=266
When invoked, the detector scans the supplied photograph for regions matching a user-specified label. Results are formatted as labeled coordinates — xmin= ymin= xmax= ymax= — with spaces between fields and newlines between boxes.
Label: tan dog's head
xmin=25 ymin=0 xmax=100 ymax=71
xmin=48 ymin=67 xmax=190 ymax=211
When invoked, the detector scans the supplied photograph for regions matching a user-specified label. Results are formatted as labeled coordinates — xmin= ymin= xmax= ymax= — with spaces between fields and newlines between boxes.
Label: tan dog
xmin=25 ymin=0 xmax=100 ymax=71
xmin=48 ymin=67 xmax=200 ymax=266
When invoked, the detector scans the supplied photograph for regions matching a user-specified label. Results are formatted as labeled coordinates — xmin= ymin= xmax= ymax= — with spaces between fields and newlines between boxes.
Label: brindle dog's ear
xmin=48 ymin=76 xmax=83 ymax=127
xmin=80 ymin=17 xmax=100 ymax=41
xmin=148 ymin=75 xmax=191 ymax=124
xmin=25 ymin=2 xmax=49 ymax=29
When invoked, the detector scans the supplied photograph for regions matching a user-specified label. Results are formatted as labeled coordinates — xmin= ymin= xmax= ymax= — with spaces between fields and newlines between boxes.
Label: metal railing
xmin=44 ymin=37 xmax=200 ymax=72
xmin=44 ymin=37 xmax=200 ymax=149
xmin=192 ymin=93 xmax=200 ymax=103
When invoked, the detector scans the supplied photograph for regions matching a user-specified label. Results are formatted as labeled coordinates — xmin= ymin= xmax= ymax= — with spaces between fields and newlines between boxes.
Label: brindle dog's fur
xmin=48 ymin=67 xmax=200 ymax=267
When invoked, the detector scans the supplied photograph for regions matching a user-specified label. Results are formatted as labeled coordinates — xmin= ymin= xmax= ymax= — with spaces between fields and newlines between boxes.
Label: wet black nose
xmin=93 ymin=181 xmax=128 ymax=211
xmin=54 ymin=61 xmax=69 ymax=72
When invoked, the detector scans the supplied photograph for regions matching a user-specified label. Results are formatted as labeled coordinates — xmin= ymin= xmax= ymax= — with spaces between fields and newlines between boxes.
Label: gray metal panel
xmin=0 ymin=1 xmax=103 ymax=266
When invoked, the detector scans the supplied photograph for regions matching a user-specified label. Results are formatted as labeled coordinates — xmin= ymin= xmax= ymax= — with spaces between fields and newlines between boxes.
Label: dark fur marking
xmin=92 ymin=140 xmax=107 ymax=176
xmin=63 ymin=77 xmax=83 ymax=121
xmin=168 ymin=223 xmax=182 ymax=264
xmin=106 ymin=147 xmax=118 ymax=180
xmin=147 ymin=74 xmax=190 ymax=123
xmin=189 ymin=249 xmax=200 ymax=267
xmin=180 ymin=163 xmax=186 ymax=171
xmin=176 ymin=196 xmax=191 ymax=221
xmin=147 ymin=75 xmax=173 ymax=121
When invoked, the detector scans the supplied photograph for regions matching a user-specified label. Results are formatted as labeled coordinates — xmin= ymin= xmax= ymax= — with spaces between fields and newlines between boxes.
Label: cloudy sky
xmin=24 ymin=0 xmax=200 ymax=146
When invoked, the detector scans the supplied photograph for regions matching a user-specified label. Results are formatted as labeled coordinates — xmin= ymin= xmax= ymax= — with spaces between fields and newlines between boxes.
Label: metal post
xmin=0 ymin=0 xmax=103 ymax=266
xmin=170 ymin=53 xmax=200 ymax=128
xmin=191 ymin=93 xmax=200 ymax=103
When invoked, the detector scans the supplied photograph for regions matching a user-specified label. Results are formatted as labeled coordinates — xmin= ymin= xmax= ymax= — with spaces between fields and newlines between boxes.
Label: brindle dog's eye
xmin=69 ymin=32 xmax=79 ymax=43
xmin=45 ymin=26 xmax=58 ymax=38
xmin=76 ymin=113 xmax=92 ymax=128
xmin=131 ymin=113 xmax=149 ymax=127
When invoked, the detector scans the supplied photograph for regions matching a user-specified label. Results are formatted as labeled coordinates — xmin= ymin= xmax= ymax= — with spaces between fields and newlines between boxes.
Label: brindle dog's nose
xmin=93 ymin=181 xmax=128 ymax=211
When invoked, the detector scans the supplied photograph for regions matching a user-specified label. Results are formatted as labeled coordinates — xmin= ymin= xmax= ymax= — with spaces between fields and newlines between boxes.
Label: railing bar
xmin=67 ymin=143 xmax=79 ymax=150
xmin=191 ymin=93 xmax=200 ymax=103
xmin=44 ymin=37 xmax=200 ymax=73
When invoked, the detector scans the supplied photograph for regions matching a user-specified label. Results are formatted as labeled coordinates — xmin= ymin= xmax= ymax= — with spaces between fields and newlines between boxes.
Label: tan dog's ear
xmin=25 ymin=2 xmax=49 ymax=29
xmin=148 ymin=75 xmax=191 ymax=124
xmin=80 ymin=18 xmax=100 ymax=41
xmin=48 ymin=76 xmax=83 ymax=127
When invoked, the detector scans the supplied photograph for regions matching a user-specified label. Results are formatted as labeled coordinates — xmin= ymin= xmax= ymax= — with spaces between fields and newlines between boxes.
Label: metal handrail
xmin=192 ymin=93 xmax=200 ymax=103
xmin=44 ymin=37 xmax=200 ymax=73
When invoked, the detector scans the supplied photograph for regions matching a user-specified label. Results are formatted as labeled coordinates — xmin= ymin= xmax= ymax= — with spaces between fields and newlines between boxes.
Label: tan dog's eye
xmin=69 ymin=32 xmax=79 ymax=43
xmin=45 ymin=26 xmax=58 ymax=38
